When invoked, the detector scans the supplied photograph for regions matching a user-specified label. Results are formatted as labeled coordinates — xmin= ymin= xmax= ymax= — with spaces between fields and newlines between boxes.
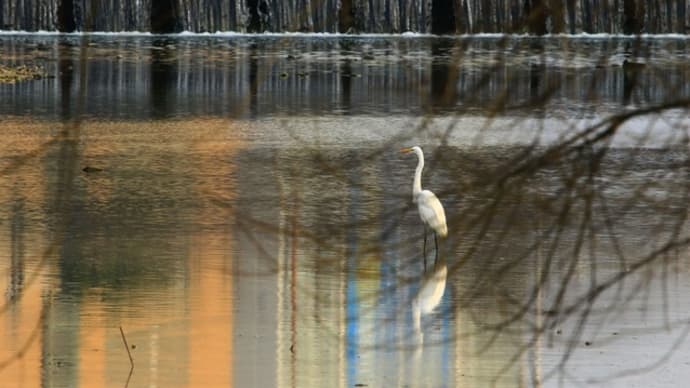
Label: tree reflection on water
xmin=0 ymin=33 xmax=690 ymax=387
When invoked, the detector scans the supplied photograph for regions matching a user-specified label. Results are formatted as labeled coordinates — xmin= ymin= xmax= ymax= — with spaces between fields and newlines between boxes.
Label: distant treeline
xmin=0 ymin=0 xmax=688 ymax=34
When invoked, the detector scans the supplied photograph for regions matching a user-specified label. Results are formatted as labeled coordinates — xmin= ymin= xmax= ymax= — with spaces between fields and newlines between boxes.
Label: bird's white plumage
xmin=401 ymin=146 xmax=448 ymax=239
xmin=416 ymin=190 xmax=447 ymax=237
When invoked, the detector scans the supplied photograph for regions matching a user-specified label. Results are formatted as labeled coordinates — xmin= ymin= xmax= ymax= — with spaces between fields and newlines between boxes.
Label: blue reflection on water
xmin=346 ymin=158 xmax=361 ymax=387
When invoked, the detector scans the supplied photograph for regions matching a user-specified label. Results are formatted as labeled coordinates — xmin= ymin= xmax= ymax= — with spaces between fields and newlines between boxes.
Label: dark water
xmin=1 ymin=35 xmax=690 ymax=387
xmin=1 ymin=34 xmax=690 ymax=118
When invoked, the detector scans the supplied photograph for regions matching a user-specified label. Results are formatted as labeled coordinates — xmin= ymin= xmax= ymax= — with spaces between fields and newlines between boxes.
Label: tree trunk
xmin=339 ymin=0 xmax=354 ymax=32
xmin=246 ymin=0 xmax=267 ymax=32
xmin=549 ymin=0 xmax=565 ymax=33
xmin=57 ymin=0 xmax=76 ymax=32
xmin=677 ymin=0 xmax=687 ymax=33
xmin=431 ymin=0 xmax=455 ymax=34
xmin=151 ymin=0 xmax=180 ymax=33
xmin=623 ymin=0 xmax=642 ymax=34
xmin=525 ymin=0 xmax=547 ymax=35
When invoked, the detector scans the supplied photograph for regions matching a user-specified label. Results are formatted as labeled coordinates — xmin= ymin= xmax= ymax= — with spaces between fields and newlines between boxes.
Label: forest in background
xmin=0 ymin=0 xmax=688 ymax=34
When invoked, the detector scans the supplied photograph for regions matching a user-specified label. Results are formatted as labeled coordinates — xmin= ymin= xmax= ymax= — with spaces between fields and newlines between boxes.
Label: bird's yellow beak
xmin=400 ymin=147 xmax=413 ymax=154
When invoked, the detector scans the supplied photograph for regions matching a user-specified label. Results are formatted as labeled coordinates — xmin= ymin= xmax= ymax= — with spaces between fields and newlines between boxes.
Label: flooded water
xmin=1 ymin=34 xmax=690 ymax=388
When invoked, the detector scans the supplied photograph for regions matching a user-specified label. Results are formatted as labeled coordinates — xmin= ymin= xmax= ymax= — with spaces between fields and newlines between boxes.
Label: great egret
xmin=400 ymin=146 xmax=447 ymax=269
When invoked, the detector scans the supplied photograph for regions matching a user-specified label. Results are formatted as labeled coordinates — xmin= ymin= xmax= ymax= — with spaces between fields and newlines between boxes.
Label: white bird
xmin=400 ymin=146 xmax=447 ymax=269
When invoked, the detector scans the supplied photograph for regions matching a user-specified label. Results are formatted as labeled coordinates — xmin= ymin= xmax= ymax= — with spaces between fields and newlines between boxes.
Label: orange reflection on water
xmin=0 ymin=117 xmax=242 ymax=387
xmin=187 ymin=133 xmax=237 ymax=386
xmin=0 ymin=140 xmax=55 ymax=388
xmin=0 ymin=267 xmax=44 ymax=388
xmin=77 ymin=292 xmax=106 ymax=388
xmin=188 ymin=233 xmax=234 ymax=386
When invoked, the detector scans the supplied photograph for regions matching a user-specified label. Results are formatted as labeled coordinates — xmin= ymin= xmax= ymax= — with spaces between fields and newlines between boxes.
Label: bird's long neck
xmin=413 ymin=149 xmax=424 ymax=199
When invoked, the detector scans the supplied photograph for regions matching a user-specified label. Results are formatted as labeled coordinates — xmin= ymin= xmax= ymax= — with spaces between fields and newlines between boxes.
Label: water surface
xmin=1 ymin=35 xmax=690 ymax=387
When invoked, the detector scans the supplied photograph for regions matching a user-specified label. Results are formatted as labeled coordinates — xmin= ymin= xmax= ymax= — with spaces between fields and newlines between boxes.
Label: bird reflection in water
xmin=412 ymin=257 xmax=448 ymax=350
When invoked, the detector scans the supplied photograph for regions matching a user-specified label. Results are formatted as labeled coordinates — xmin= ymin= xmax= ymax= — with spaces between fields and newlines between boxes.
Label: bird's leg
xmin=434 ymin=232 xmax=439 ymax=267
xmin=423 ymin=226 xmax=427 ymax=272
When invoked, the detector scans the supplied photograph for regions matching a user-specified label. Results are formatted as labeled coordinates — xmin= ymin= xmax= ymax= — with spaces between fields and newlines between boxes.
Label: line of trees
xmin=0 ymin=0 xmax=688 ymax=34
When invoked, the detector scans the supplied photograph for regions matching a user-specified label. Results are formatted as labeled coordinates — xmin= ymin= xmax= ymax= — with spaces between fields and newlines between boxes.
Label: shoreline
xmin=1 ymin=30 xmax=690 ymax=40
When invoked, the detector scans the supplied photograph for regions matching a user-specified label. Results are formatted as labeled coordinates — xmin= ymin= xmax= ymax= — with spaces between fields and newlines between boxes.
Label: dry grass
xmin=0 ymin=64 xmax=44 ymax=83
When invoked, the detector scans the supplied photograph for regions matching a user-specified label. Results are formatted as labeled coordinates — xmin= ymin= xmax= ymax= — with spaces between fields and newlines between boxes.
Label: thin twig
xmin=119 ymin=326 xmax=134 ymax=367
xmin=119 ymin=326 xmax=134 ymax=388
